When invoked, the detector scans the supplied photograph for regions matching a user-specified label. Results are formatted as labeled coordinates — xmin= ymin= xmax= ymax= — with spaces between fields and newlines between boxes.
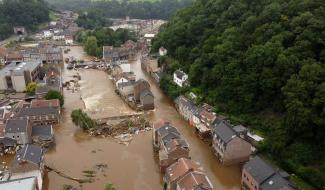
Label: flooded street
xmin=1 ymin=46 xmax=241 ymax=190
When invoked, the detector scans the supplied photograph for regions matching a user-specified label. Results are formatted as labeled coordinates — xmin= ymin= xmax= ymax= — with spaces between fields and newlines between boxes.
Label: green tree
xmin=84 ymin=36 xmax=98 ymax=56
xmin=104 ymin=183 xmax=116 ymax=190
xmin=45 ymin=90 xmax=64 ymax=107
xmin=26 ymin=82 xmax=37 ymax=95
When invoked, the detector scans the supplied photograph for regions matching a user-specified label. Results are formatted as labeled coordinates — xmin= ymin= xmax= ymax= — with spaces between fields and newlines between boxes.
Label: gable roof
xmin=212 ymin=121 xmax=237 ymax=143
xmin=174 ymin=70 xmax=187 ymax=79
xmin=165 ymin=138 xmax=189 ymax=153
xmin=31 ymin=125 xmax=53 ymax=139
xmin=12 ymin=144 xmax=43 ymax=167
xmin=140 ymin=89 xmax=154 ymax=99
xmin=166 ymin=157 xmax=202 ymax=182
xmin=30 ymin=99 xmax=60 ymax=108
xmin=244 ymin=156 xmax=276 ymax=183
xmin=177 ymin=171 xmax=213 ymax=190
xmin=5 ymin=119 xmax=29 ymax=133
xmin=18 ymin=107 xmax=58 ymax=117
xmin=261 ymin=173 xmax=295 ymax=190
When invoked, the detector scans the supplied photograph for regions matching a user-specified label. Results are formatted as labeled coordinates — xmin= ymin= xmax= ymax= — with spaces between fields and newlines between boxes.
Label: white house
xmin=144 ymin=33 xmax=155 ymax=45
xmin=159 ymin=47 xmax=167 ymax=56
xmin=173 ymin=70 xmax=189 ymax=87
xmin=43 ymin=30 xmax=53 ymax=38
xmin=65 ymin=36 xmax=74 ymax=45
xmin=115 ymin=76 xmax=129 ymax=87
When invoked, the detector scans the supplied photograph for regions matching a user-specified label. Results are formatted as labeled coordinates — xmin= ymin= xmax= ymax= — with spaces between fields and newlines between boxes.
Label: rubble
xmin=88 ymin=116 xmax=152 ymax=145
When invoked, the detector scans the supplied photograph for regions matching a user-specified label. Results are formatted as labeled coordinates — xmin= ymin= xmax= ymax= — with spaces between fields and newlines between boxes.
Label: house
xmin=5 ymin=52 xmax=24 ymax=63
xmin=152 ymin=120 xmax=179 ymax=149
xmin=115 ymin=72 xmax=135 ymax=87
xmin=141 ymin=55 xmax=159 ymax=74
xmin=153 ymin=121 xmax=190 ymax=172
xmin=31 ymin=125 xmax=54 ymax=147
xmin=144 ymin=33 xmax=155 ymax=45
xmin=16 ymin=107 xmax=60 ymax=125
xmin=117 ymin=81 xmax=135 ymax=97
xmin=39 ymin=46 xmax=63 ymax=64
xmin=164 ymin=158 xmax=202 ymax=190
xmin=242 ymin=156 xmax=296 ymax=190
xmin=43 ymin=30 xmax=53 ymax=38
xmin=175 ymin=95 xmax=198 ymax=122
xmin=0 ymin=48 xmax=8 ymax=65
xmin=0 ymin=177 xmax=39 ymax=190
xmin=176 ymin=171 xmax=213 ymax=190
xmin=152 ymin=69 xmax=164 ymax=83
xmin=134 ymin=79 xmax=150 ymax=102
xmin=103 ymin=46 xmax=134 ymax=63
xmin=140 ymin=89 xmax=154 ymax=110
xmin=159 ymin=138 xmax=190 ymax=173
xmin=30 ymin=99 xmax=60 ymax=110
xmin=65 ymin=36 xmax=73 ymax=45
xmin=173 ymin=70 xmax=189 ymax=87
xmin=211 ymin=121 xmax=252 ymax=165
xmin=4 ymin=119 xmax=32 ymax=145
xmin=52 ymin=32 xmax=65 ymax=41
xmin=0 ymin=61 xmax=42 ymax=92
xmin=159 ymin=47 xmax=167 ymax=56
xmin=11 ymin=144 xmax=44 ymax=190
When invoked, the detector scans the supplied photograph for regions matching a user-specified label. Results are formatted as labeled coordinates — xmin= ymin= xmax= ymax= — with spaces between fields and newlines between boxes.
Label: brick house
xmin=164 ymin=157 xmax=202 ymax=190
xmin=242 ymin=156 xmax=296 ymax=190
xmin=176 ymin=171 xmax=213 ymax=190
xmin=212 ymin=121 xmax=251 ymax=165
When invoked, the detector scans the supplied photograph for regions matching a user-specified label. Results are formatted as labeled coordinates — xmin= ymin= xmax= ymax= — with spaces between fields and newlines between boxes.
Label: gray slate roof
xmin=140 ymin=89 xmax=154 ymax=99
xmin=175 ymin=95 xmax=198 ymax=114
xmin=13 ymin=144 xmax=43 ymax=167
xmin=212 ymin=121 xmax=237 ymax=143
xmin=18 ymin=107 xmax=58 ymax=117
xmin=261 ymin=173 xmax=295 ymax=190
xmin=244 ymin=156 xmax=275 ymax=183
xmin=32 ymin=125 xmax=53 ymax=139
xmin=162 ymin=132 xmax=182 ymax=145
xmin=5 ymin=119 xmax=29 ymax=133
xmin=157 ymin=124 xmax=180 ymax=138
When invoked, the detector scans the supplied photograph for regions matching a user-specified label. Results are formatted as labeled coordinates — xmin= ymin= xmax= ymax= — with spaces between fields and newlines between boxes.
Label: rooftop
xmin=18 ymin=107 xmax=59 ymax=117
xmin=31 ymin=125 xmax=53 ymax=140
xmin=0 ymin=177 xmax=37 ymax=190
xmin=31 ymin=99 xmax=60 ymax=108
xmin=212 ymin=121 xmax=237 ymax=143
xmin=177 ymin=171 xmax=213 ymax=190
xmin=13 ymin=144 xmax=43 ymax=167
xmin=0 ymin=61 xmax=41 ymax=76
xmin=166 ymin=158 xmax=201 ymax=182
xmin=5 ymin=119 xmax=29 ymax=133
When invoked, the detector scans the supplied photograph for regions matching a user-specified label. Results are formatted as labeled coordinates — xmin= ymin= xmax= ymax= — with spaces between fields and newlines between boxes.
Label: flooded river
xmin=2 ymin=46 xmax=242 ymax=190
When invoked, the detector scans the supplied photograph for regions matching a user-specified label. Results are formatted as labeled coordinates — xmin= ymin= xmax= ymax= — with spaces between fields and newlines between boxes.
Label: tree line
xmin=0 ymin=0 xmax=50 ymax=40
xmin=152 ymin=0 xmax=325 ymax=188
xmin=47 ymin=0 xmax=193 ymax=20
xmin=76 ymin=28 xmax=136 ymax=57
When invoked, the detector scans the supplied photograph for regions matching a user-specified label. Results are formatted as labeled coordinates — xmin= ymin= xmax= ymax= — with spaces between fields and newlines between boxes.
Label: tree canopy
xmin=152 ymin=0 xmax=325 ymax=188
xmin=47 ymin=0 xmax=193 ymax=20
xmin=0 ymin=0 xmax=50 ymax=40
xmin=45 ymin=90 xmax=64 ymax=107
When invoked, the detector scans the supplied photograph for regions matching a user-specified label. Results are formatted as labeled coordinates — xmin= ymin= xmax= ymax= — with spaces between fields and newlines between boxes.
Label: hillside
xmin=0 ymin=0 xmax=50 ymax=40
xmin=152 ymin=0 xmax=325 ymax=189
xmin=47 ymin=0 xmax=193 ymax=19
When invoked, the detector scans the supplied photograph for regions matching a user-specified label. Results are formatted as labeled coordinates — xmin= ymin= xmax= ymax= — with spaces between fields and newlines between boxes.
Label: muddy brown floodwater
xmin=1 ymin=46 xmax=242 ymax=190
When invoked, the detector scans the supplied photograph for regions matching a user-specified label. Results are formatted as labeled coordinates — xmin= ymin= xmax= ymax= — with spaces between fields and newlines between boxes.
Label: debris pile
xmin=88 ymin=116 xmax=152 ymax=145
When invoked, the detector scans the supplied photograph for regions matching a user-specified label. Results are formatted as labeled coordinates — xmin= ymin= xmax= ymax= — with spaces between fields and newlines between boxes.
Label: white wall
xmin=12 ymin=75 xmax=26 ymax=92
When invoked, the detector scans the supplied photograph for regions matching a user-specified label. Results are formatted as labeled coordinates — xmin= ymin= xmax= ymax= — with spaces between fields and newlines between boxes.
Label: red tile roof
xmin=31 ymin=99 xmax=60 ymax=108
xmin=166 ymin=158 xmax=202 ymax=182
xmin=177 ymin=171 xmax=213 ymax=190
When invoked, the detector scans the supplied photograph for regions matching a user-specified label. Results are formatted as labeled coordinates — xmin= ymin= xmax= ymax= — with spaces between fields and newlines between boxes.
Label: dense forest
xmin=152 ymin=0 xmax=325 ymax=189
xmin=76 ymin=28 xmax=136 ymax=57
xmin=47 ymin=0 xmax=193 ymax=20
xmin=0 ymin=0 xmax=50 ymax=40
